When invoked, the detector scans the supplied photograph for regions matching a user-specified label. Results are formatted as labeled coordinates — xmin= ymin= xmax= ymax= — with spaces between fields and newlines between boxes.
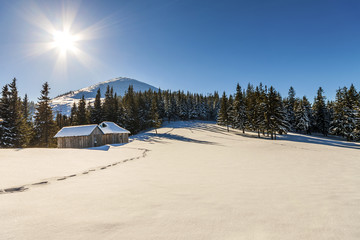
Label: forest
xmin=0 ymin=78 xmax=359 ymax=147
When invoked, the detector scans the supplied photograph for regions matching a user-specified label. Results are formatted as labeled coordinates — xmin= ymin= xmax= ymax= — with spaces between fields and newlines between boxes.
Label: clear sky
xmin=0 ymin=0 xmax=359 ymax=102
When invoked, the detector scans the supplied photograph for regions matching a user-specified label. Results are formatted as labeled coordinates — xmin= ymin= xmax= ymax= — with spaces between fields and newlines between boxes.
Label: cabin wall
xmin=56 ymin=131 xmax=129 ymax=148
xmin=57 ymin=136 xmax=93 ymax=148
xmin=101 ymin=133 xmax=129 ymax=145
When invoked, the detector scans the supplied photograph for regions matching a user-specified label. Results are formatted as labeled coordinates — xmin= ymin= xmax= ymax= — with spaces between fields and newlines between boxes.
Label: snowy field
xmin=1 ymin=121 xmax=360 ymax=239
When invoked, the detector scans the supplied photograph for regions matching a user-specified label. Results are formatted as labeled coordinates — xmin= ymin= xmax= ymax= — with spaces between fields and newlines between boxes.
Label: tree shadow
xmin=178 ymin=121 xmax=360 ymax=150
xmin=132 ymin=132 xmax=218 ymax=145
xmin=277 ymin=133 xmax=360 ymax=150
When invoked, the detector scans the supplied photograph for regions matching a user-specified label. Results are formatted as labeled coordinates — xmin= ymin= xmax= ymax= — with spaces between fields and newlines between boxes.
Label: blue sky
xmin=0 ymin=0 xmax=359 ymax=101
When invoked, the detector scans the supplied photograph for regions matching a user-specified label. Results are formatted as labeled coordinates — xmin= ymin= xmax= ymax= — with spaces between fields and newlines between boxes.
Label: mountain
xmin=51 ymin=77 xmax=158 ymax=115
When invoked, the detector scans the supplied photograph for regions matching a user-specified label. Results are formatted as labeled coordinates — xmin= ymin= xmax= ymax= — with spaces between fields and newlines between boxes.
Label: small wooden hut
xmin=98 ymin=121 xmax=130 ymax=145
xmin=54 ymin=122 xmax=130 ymax=148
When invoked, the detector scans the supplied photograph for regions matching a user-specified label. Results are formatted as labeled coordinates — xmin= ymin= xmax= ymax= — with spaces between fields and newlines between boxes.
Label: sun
xmin=52 ymin=30 xmax=77 ymax=53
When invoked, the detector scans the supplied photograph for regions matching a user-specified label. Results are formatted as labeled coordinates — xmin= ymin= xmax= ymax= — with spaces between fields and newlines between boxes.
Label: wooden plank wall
xmin=57 ymin=132 xmax=129 ymax=148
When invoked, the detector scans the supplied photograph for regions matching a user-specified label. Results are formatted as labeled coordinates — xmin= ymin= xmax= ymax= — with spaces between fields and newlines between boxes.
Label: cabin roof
xmin=54 ymin=122 xmax=130 ymax=138
xmin=99 ymin=121 xmax=131 ymax=134
xmin=54 ymin=124 xmax=99 ymax=138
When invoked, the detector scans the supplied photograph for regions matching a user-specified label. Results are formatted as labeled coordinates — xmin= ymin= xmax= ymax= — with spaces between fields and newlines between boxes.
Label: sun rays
xmin=20 ymin=1 xmax=113 ymax=78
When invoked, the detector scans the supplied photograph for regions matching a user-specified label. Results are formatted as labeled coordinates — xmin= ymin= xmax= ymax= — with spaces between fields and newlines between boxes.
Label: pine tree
xmin=313 ymin=87 xmax=330 ymax=136
xmin=122 ymin=85 xmax=139 ymax=134
xmin=245 ymin=84 xmax=256 ymax=131
xmin=265 ymin=86 xmax=289 ymax=140
xmin=33 ymin=82 xmax=57 ymax=147
xmin=21 ymin=94 xmax=34 ymax=147
xmin=90 ymin=88 xmax=103 ymax=124
xmin=0 ymin=85 xmax=13 ymax=147
xmin=8 ymin=78 xmax=27 ymax=147
xmin=330 ymin=85 xmax=358 ymax=140
xmin=217 ymin=92 xmax=229 ymax=132
xmin=150 ymin=96 xmax=162 ymax=134
xmin=294 ymin=97 xmax=311 ymax=134
xmin=103 ymin=85 xmax=112 ymax=121
xmin=70 ymin=102 xmax=78 ymax=125
xmin=227 ymin=94 xmax=234 ymax=128
xmin=255 ymin=84 xmax=267 ymax=137
xmin=233 ymin=84 xmax=247 ymax=133
xmin=76 ymin=95 xmax=88 ymax=125
xmin=285 ymin=86 xmax=296 ymax=130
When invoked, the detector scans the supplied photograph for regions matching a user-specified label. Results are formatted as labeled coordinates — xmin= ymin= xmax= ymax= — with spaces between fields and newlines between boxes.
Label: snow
xmin=1 ymin=121 xmax=360 ymax=239
xmin=54 ymin=124 xmax=98 ymax=137
xmin=99 ymin=121 xmax=130 ymax=134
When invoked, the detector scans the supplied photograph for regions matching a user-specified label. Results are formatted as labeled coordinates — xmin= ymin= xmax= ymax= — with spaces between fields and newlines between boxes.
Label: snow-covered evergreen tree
xmin=313 ymin=87 xmax=330 ymax=136
xmin=227 ymin=95 xmax=234 ymax=128
xmin=233 ymin=84 xmax=247 ymax=133
xmin=0 ymin=85 xmax=14 ymax=147
xmin=90 ymin=88 xmax=102 ymax=124
xmin=294 ymin=97 xmax=311 ymax=133
xmin=284 ymin=86 xmax=296 ymax=131
xmin=33 ymin=82 xmax=57 ymax=147
xmin=265 ymin=86 xmax=289 ymax=139
xmin=76 ymin=95 xmax=88 ymax=125
xmin=330 ymin=85 xmax=358 ymax=140
xmin=217 ymin=92 xmax=230 ymax=132
xmin=150 ymin=96 xmax=162 ymax=134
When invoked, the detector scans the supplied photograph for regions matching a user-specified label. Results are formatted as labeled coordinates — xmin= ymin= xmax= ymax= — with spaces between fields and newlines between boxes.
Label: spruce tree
xmin=294 ymin=97 xmax=311 ymax=134
xmin=76 ymin=95 xmax=88 ymax=125
xmin=227 ymin=95 xmax=234 ymax=128
xmin=217 ymin=92 xmax=229 ymax=132
xmin=313 ymin=87 xmax=330 ymax=136
xmin=265 ymin=86 xmax=289 ymax=139
xmin=8 ymin=78 xmax=27 ymax=147
xmin=122 ymin=85 xmax=139 ymax=134
xmin=150 ymin=96 xmax=162 ymax=134
xmin=0 ymin=85 xmax=13 ymax=147
xmin=233 ymin=84 xmax=247 ymax=133
xmin=90 ymin=88 xmax=102 ymax=124
xmin=285 ymin=86 xmax=296 ymax=130
xmin=331 ymin=85 xmax=358 ymax=140
xmin=70 ymin=102 xmax=78 ymax=125
xmin=245 ymin=84 xmax=256 ymax=131
xmin=33 ymin=82 xmax=57 ymax=147
xmin=21 ymin=94 xmax=34 ymax=147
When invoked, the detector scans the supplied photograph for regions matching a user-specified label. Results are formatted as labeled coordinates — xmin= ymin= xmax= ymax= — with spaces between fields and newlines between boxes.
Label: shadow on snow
xmin=277 ymin=133 xmax=360 ymax=150
xmin=132 ymin=132 xmax=218 ymax=145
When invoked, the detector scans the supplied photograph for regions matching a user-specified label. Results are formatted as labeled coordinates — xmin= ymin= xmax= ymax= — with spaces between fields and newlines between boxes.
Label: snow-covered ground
xmin=1 ymin=121 xmax=360 ymax=239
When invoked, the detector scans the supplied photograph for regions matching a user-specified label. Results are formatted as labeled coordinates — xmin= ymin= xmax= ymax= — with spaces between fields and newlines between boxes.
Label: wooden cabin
xmin=54 ymin=122 xmax=130 ymax=148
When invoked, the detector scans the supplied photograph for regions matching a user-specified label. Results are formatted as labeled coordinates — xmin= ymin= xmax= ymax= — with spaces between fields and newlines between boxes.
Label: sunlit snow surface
xmin=1 ymin=121 xmax=360 ymax=239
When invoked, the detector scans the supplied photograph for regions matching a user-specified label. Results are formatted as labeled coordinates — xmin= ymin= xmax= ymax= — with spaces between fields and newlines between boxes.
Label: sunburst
xmin=20 ymin=1 xmax=114 ymax=77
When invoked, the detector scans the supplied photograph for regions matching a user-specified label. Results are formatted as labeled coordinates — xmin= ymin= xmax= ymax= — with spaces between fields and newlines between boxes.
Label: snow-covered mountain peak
xmin=51 ymin=77 xmax=158 ymax=115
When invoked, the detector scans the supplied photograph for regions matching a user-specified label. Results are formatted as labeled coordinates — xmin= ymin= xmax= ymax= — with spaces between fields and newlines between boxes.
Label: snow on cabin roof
xmin=99 ymin=121 xmax=130 ymax=134
xmin=54 ymin=124 xmax=99 ymax=138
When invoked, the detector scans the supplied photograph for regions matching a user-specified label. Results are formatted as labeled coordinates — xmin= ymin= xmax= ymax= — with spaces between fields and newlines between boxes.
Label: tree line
xmin=217 ymin=83 xmax=360 ymax=140
xmin=1 ymin=78 xmax=360 ymax=148
xmin=57 ymin=85 xmax=220 ymax=135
